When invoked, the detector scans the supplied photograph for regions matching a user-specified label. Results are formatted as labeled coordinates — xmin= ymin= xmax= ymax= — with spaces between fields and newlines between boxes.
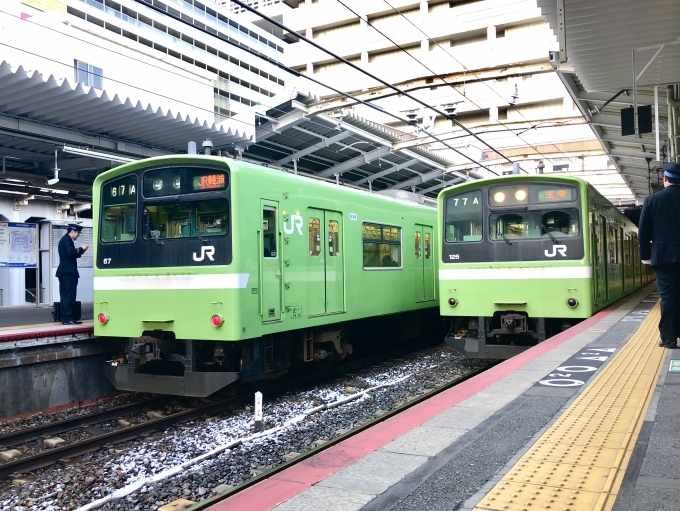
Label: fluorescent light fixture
xmin=62 ymin=146 xmax=138 ymax=163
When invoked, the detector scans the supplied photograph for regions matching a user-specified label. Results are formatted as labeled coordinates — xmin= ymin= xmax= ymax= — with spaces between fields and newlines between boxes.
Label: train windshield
xmin=444 ymin=190 xmax=483 ymax=243
xmin=143 ymin=200 xmax=229 ymax=240
xmin=490 ymin=208 xmax=580 ymax=240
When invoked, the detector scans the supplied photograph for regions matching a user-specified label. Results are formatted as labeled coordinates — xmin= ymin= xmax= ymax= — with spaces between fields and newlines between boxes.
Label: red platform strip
xmin=206 ymin=291 xmax=647 ymax=511
xmin=0 ymin=325 xmax=94 ymax=343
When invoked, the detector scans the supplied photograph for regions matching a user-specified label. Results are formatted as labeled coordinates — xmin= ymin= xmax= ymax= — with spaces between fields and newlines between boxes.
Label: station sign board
xmin=0 ymin=222 xmax=38 ymax=268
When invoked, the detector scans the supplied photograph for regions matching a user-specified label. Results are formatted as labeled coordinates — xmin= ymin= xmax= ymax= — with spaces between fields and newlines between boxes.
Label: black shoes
xmin=61 ymin=321 xmax=83 ymax=325
xmin=659 ymin=340 xmax=678 ymax=349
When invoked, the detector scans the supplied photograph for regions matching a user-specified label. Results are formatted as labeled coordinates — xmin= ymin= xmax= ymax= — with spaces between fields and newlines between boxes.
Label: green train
xmin=94 ymin=155 xmax=439 ymax=396
xmin=438 ymin=174 xmax=654 ymax=359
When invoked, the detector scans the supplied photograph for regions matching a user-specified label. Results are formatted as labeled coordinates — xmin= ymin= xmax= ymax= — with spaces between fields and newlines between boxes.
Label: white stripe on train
xmin=94 ymin=273 xmax=250 ymax=291
xmin=439 ymin=267 xmax=592 ymax=280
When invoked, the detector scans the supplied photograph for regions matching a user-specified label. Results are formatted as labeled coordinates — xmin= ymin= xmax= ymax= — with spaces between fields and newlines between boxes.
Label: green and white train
xmin=94 ymin=156 xmax=439 ymax=396
xmin=438 ymin=174 xmax=654 ymax=359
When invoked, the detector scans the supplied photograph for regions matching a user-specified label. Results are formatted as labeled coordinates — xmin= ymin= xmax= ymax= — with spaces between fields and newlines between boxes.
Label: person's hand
xmin=642 ymin=259 xmax=651 ymax=265
xmin=82 ymin=245 xmax=89 ymax=252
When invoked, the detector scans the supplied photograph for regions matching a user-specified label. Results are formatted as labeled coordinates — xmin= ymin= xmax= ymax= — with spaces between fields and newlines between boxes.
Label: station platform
xmin=204 ymin=284 xmax=677 ymax=511
xmin=0 ymin=302 xmax=94 ymax=345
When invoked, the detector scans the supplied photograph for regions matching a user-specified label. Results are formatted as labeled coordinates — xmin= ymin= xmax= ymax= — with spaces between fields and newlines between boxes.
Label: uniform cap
xmin=67 ymin=224 xmax=83 ymax=232
xmin=663 ymin=162 xmax=680 ymax=179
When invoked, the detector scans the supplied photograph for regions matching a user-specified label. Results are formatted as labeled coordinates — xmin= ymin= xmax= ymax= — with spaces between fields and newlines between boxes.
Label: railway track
xmin=186 ymin=358 xmax=498 ymax=511
xmin=0 ymin=339 xmax=446 ymax=480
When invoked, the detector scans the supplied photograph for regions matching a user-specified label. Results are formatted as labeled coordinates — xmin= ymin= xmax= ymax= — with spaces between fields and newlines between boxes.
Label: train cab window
xmin=363 ymin=223 xmax=402 ymax=269
xmin=415 ymin=231 xmax=422 ymax=258
xmin=100 ymin=175 xmax=137 ymax=243
xmin=425 ymin=233 xmax=431 ymax=259
xmin=143 ymin=200 xmax=228 ymax=241
xmin=490 ymin=208 xmax=579 ymax=240
xmin=444 ymin=190 xmax=482 ymax=242
xmin=309 ymin=217 xmax=320 ymax=256
xmin=328 ymin=220 xmax=339 ymax=257
xmin=263 ymin=207 xmax=277 ymax=257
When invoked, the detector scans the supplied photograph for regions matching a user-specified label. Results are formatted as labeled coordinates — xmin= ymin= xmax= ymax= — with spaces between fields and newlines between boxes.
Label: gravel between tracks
xmin=0 ymin=344 xmax=486 ymax=511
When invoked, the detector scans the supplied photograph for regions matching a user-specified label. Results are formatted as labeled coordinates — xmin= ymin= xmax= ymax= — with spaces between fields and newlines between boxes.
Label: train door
xmin=415 ymin=225 xmax=435 ymax=302
xmin=593 ymin=215 xmax=608 ymax=305
xmin=261 ymin=201 xmax=282 ymax=322
xmin=620 ymin=227 xmax=625 ymax=293
xmin=307 ymin=209 xmax=344 ymax=316
xmin=325 ymin=212 xmax=344 ymax=313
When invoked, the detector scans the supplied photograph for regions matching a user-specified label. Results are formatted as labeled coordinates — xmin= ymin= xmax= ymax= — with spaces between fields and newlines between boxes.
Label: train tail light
xmin=567 ymin=298 xmax=578 ymax=308
xmin=211 ymin=314 xmax=224 ymax=327
xmin=98 ymin=313 xmax=109 ymax=324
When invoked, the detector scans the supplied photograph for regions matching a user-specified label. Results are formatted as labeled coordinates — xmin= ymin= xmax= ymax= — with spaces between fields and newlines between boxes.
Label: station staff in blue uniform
xmin=638 ymin=162 xmax=680 ymax=348
xmin=56 ymin=224 xmax=89 ymax=325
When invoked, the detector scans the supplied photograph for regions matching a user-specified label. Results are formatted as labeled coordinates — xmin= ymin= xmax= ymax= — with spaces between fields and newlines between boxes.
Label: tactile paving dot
xmin=474 ymin=482 xmax=601 ymax=511
xmin=521 ymin=443 xmax=622 ymax=468
xmin=502 ymin=462 xmax=610 ymax=492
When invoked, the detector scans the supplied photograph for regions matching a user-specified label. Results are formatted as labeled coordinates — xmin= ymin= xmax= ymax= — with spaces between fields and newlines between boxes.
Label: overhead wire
xmin=226 ymin=0 xmax=506 ymax=176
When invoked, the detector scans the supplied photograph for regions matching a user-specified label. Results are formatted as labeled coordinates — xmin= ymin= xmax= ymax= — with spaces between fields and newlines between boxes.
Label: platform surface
xmin=0 ymin=302 xmax=94 ymax=344
xmin=205 ymin=284 xmax=679 ymax=511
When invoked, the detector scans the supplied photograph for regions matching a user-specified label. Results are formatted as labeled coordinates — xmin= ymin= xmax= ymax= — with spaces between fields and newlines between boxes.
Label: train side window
xmin=444 ymin=190 xmax=482 ymax=242
xmin=363 ymin=223 xmax=402 ymax=269
xmin=101 ymin=175 xmax=137 ymax=243
xmin=309 ymin=217 xmax=320 ymax=256
xmin=263 ymin=206 xmax=277 ymax=257
xmin=425 ymin=233 xmax=431 ymax=259
xmin=608 ymin=224 xmax=619 ymax=264
xmin=415 ymin=231 xmax=422 ymax=258
xmin=328 ymin=220 xmax=339 ymax=257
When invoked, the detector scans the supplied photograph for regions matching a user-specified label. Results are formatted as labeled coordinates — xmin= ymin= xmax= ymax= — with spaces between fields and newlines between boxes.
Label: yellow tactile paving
xmin=0 ymin=320 xmax=94 ymax=331
xmin=475 ymin=302 xmax=665 ymax=511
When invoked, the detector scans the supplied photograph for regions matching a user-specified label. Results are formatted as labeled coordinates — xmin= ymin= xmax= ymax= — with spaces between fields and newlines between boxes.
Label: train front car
xmin=95 ymin=155 xmax=440 ymax=396
xmin=94 ymin=156 xmax=240 ymax=396
xmin=438 ymin=175 xmax=649 ymax=359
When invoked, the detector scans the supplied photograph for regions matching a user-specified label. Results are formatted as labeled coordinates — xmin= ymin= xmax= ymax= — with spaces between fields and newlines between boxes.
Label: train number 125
xmin=448 ymin=254 xmax=460 ymax=260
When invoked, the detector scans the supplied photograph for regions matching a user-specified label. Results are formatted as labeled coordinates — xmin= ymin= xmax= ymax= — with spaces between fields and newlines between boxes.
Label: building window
xmin=75 ymin=60 xmax=103 ymax=89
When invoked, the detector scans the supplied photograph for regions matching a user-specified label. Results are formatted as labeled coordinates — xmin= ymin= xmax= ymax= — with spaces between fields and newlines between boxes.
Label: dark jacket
xmin=56 ymin=233 xmax=84 ymax=278
xmin=638 ymin=185 xmax=680 ymax=265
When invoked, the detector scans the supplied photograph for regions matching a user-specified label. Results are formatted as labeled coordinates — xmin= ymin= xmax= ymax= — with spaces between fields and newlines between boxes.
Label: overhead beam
xmin=352 ymin=158 xmax=418 ymax=186
xmin=389 ymin=168 xmax=443 ymax=190
xmin=275 ymin=130 xmax=353 ymax=165
xmin=608 ymin=148 xmax=660 ymax=160
xmin=0 ymin=114 xmax=169 ymax=159
xmin=577 ymin=91 xmax=664 ymax=108
xmin=318 ymin=146 xmax=391 ymax=178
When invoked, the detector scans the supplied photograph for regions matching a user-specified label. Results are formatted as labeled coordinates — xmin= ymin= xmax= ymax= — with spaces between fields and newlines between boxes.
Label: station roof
xmin=0 ymin=60 xmax=251 ymax=199
xmin=249 ymin=91 xmax=468 ymax=199
xmin=538 ymin=0 xmax=680 ymax=201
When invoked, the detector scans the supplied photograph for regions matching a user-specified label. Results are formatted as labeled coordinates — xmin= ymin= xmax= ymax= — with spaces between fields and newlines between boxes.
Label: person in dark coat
xmin=56 ymin=224 xmax=89 ymax=325
xmin=638 ymin=162 xmax=680 ymax=348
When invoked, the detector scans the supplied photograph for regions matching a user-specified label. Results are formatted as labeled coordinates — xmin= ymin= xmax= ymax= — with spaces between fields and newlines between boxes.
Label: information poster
xmin=52 ymin=226 xmax=93 ymax=268
xmin=0 ymin=222 xmax=38 ymax=267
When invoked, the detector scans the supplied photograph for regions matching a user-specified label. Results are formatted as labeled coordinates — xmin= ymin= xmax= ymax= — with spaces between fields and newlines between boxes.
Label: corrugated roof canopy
xmin=249 ymin=92 xmax=466 ymax=199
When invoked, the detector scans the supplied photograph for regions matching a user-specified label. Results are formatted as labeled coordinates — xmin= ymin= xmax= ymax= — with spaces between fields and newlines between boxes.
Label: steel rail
xmin=0 ymin=396 xmax=175 ymax=449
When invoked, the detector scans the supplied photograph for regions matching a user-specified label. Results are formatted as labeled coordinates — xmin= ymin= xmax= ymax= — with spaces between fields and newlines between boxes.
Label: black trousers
xmin=653 ymin=263 xmax=680 ymax=343
xmin=58 ymin=274 xmax=78 ymax=323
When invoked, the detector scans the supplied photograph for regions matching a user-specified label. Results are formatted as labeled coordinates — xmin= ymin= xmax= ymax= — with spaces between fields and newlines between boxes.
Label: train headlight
xmin=152 ymin=178 xmax=163 ymax=191
xmin=448 ymin=298 xmax=458 ymax=307
xmin=515 ymin=189 xmax=527 ymax=201
xmin=98 ymin=313 xmax=109 ymax=324
xmin=173 ymin=176 xmax=181 ymax=189
xmin=211 ymin=314 xmax=224 ymax=327
xmin=493 ymin=191 xmax=506 ymax=203
xmin=567 ymin=298 xmax=578 ymax=308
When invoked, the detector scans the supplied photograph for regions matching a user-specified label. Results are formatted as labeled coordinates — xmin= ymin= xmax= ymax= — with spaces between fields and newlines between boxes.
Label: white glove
xmin=642 ymin=260 xmax=651 ymax=265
